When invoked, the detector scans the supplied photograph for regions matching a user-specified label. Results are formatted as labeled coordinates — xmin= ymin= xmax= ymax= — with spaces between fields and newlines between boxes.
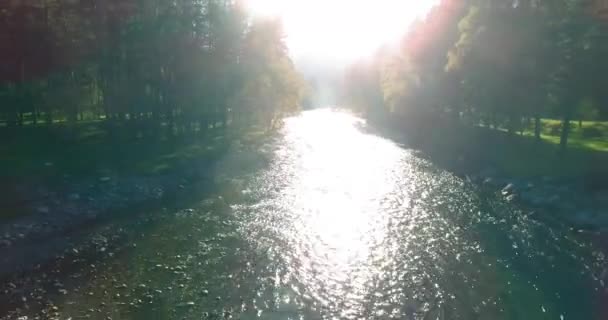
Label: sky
xmin=245 ymin=0 xmax=439 ymax=65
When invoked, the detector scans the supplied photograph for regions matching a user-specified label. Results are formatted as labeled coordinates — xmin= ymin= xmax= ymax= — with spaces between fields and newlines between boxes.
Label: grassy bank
xmin=0 ymin=122 xmax=269 ymax=222
xmin=483 ymin=120 xmax=608 ymax=177
xmin=397 ymin=117 xmax=608 ymax=179
xmin=0 ymin=122 xmax=272 ymax=179
xmin=520 ymin=120 xmax=608 ymax=152
xmin=480 ymin=130 xmax=607 ymax=178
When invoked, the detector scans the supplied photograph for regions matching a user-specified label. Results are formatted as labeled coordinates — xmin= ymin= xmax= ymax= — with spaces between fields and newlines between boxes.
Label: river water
xmin=3 ymin=109 xmax=607 ymax=319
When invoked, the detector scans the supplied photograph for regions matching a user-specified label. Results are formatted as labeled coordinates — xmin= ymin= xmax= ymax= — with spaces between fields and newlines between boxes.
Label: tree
xmin=342 ymin=0 xmax=608 ymax=156
xmin=0 ymin=0 xmax=304 ymax=138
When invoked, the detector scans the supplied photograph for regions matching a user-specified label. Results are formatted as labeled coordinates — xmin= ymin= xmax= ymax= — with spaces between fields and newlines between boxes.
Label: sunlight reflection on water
xmin=286 ymin=110 xmax=402 ymax=317
xmin=19 ymin=109 xmax=605 ymax=320
xmin=236 ymin=109 xmax=603 ymax=320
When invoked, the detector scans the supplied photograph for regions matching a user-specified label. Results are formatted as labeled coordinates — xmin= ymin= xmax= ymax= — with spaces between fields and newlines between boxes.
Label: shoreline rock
xmin=470 ymin=170 xmax=608 ymax=231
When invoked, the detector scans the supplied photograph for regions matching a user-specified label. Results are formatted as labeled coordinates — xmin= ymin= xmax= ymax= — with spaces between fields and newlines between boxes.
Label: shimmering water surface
xmin=6 ymin=110 xmax=607 ymax=320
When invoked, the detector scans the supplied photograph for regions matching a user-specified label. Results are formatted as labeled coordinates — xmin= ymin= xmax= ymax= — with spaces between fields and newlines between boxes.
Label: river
xmin=2 ymin=109 xmax=607 ymax=320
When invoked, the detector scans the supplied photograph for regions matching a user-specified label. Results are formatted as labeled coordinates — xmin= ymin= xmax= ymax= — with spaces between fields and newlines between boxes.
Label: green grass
xmin=483 ymin=120 xmax=608 ymax=177
xmin=518 ymin=119 xmax=608 ymax=152
xmin=0 ymin=122 xmax=272 ymax=222
xmin=408 ymin=118 xmax=608 ymax=179
xmin=0 ymin=123 xmax=233 ymax=179
xmin=485 ymin=136 xmax=606 ymax=178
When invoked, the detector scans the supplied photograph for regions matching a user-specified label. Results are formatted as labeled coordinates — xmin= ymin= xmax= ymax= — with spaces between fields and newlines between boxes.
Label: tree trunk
xmin=167 ymin=110 xmax=175 ymax=138
xmin=69 ymin=72 xmax=78 ymax=125
xmin=68 ymin=105 xmax=78 ymax=124
xmin=7 ymin=111 xmax=16 ymax=127
xmin=18 ymin=62 xmax=25 ymax=127
xmin=559 ymin=111 xmax=572 ymax=152
xmin=45 ymin=77 xmax=53 ymax=126
xmin=507 ymin=115 xmax=515 ymax=136
xmin=534 ymin=114 xmax=541 ymax=142
xmin=17 ymin=111 xmax=24 ymax=126
xmin=46 ymin=110 xmax=53 ymax=126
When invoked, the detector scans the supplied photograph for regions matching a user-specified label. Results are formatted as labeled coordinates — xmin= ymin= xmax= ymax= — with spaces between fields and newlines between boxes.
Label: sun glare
xmin=245 ymin=0 xmax=439 ymax=63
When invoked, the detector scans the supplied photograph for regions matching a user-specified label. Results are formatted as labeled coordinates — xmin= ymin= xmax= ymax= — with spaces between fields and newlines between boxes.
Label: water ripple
xmin=11 ymin=110 xmax=604 ymax=320
xmin=234 ymin=110 xmax=605 ymax=319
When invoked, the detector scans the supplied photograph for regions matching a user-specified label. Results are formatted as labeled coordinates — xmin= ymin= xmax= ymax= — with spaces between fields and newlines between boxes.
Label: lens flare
xmin=245 ymin=0 xmax=439 ymax=62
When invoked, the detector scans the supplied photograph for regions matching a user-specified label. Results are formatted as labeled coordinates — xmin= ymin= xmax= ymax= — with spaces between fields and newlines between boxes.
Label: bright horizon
xmin=245 ymin=0 xmax=439 ymax=64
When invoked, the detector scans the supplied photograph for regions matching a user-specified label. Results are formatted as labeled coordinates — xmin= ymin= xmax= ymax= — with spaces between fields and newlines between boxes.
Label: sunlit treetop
xmin=244 ymin=0 xmax=439 ymax=64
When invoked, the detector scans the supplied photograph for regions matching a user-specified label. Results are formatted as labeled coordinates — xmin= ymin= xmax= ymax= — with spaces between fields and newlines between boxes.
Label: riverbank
xmin=0 ymin=128 xmax=275 ymax=318
xmin=441 ymin=128 xmax=608 ymax=231
xmin=470 ymin=173 xmax=608 ymax=231
xmin=0 ymin=126 xmax=271 ymax=277
xmin=2 ymin=109 xmax=606 ymax=320
xmin=372 ymin=113 xmax=608 ymax=231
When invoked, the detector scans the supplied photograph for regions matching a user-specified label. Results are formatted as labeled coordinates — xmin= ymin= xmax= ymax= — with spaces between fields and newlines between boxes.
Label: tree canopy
xmin=342 ymin=0 xmax=608 ymax=151
xmin=0 ymin=0 xmax=305 ymax=136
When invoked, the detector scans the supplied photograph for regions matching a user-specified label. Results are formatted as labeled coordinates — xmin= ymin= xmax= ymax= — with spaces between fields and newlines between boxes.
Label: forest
xmin=2 ymin=2 xmax=608 ymax=319
xmin=0 ymin=0 xmax=304 ymax=138
xmin=342 ymin=0 xmax=608 ymax=176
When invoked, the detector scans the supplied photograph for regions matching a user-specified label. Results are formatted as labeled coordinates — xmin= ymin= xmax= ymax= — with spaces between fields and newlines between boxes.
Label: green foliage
xmin=342 ymin=0 xmax=608 ymax=155
xmin=0 ymin=0 xmax=305 ymax=137
xmin=233 ymin=18 xmax=305 ymax=128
